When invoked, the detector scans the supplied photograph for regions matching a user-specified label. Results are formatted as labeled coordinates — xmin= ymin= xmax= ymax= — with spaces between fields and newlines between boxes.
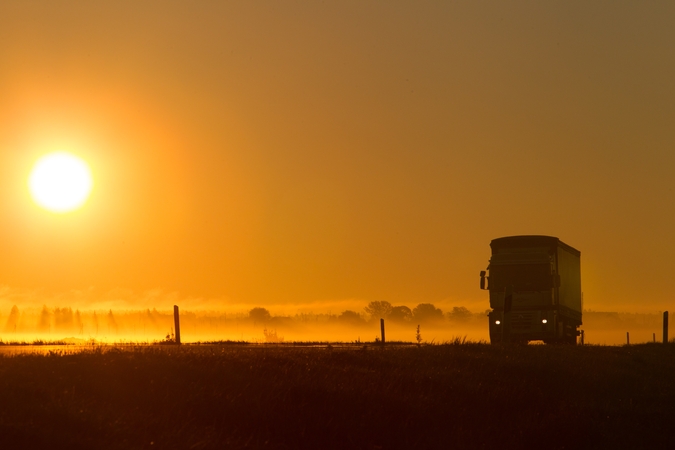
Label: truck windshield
xmin=489 ymin=264 xmax=551 ymax=291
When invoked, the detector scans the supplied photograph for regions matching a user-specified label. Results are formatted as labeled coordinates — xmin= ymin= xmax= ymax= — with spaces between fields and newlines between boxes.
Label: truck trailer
xmin=480 ymin=235 xmax=582 ymax=344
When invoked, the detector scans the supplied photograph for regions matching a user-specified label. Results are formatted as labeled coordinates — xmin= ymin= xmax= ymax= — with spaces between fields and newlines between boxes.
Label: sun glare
xmin=29 ymin=152 xmax=93 ymax=213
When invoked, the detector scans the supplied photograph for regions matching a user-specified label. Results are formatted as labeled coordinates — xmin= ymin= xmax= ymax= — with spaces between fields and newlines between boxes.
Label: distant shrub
xmin=263 ymin=328 xmax=284 ymax=343
xmin=158 ymin=328 xmax=176 ymax=345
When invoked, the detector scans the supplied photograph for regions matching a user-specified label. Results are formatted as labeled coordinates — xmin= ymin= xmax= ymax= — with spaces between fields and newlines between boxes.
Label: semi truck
xmin=480 ymin=235 xmax=582 ymax=344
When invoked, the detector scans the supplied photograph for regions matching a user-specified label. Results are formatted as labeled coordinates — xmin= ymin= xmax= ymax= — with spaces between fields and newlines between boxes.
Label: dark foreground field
xmin=0 ymin=343 xmax=674 ymax=449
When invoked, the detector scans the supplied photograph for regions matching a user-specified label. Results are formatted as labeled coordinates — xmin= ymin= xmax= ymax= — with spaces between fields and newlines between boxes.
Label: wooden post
xmin=580 ymin=330 xmax=585 ymax=345
xmin=626 ymin=332 xmax=629 ymax=346
xmin=380 ymin=318 xmax=385 ymax=344
xmin=174 ymin=305 xmax=181 ymax=345
xmin=664 ymin=311 xmax=669 ymax=344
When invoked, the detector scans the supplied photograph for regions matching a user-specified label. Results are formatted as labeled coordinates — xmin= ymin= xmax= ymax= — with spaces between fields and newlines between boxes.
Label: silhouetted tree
xmin=54 ymin=307 xmax=74 ymax=331
xmin=412 ymin=303 xmax=444 ymax=323
xmin=249 ymin=307 xmax=272 ymax=323
xmin=447 ymin=306 xmax=473 ymax=323
xmin=3 ymin=305 xmax=19 ymax=333
xmin=338 ymin=310 xmax=365 ymax=325
xmin=38 ymin=305 xmax=51 ymax=332
xmin=364 ymin=301 xmax=393 ymax=321
xmin=389 ymin=306 xmax=413 ymax=323
xmin=93 ymin=311 xmax=99 ymax=335
xmin=146 ymin=308 xmax=159 ymax=325
xmin=107 ymin=309 xmax=119 ymax=334
xmin=75 ymin=310 xmax=83 ymax=335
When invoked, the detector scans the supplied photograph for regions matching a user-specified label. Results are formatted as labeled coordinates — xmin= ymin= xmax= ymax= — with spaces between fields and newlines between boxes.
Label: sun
xmin=29 ymin=152 xmax=93 ymax=213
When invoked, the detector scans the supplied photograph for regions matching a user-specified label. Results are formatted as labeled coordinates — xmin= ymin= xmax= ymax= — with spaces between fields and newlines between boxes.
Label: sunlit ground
xmin=0 ymin=323 xmax=488 ymax=345
xmin=0 ymin=318 xmax=667 ymax=346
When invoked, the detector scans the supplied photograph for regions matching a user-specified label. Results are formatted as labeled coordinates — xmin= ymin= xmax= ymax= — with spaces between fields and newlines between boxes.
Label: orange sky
xmin=1 ymin=1 xmax=674 ymax=313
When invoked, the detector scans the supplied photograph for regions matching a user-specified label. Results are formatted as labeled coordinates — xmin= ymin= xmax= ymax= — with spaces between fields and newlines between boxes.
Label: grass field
xmin=0 ymin=342 xmax=674 ymax=449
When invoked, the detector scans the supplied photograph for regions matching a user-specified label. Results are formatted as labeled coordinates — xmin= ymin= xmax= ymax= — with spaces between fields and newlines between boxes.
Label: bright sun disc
xmin=29 ymin=152 xmax=93 ymax=213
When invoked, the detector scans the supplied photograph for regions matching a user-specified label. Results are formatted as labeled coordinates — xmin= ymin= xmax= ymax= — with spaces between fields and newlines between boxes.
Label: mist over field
xmin=0 ymin=299 xmax=668 ymax=346
xmin=0 ymin=304 xmax=480 ymax=344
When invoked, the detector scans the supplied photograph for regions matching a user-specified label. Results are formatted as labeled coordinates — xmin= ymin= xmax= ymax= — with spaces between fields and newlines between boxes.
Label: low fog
xmin=0 ymin=302 xmax=487 ymax=344
xmin=0 ymin=300 xmax=669 ymax=346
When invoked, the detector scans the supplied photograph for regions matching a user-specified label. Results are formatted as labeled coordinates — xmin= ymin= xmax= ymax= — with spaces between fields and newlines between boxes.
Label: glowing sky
xmin=1 ymin=1 xmax=674 ymax=312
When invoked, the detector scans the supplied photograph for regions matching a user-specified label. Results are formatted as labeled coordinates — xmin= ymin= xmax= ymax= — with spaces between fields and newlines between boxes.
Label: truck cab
xmin=481 ymin=236 xmax=581 ymax=344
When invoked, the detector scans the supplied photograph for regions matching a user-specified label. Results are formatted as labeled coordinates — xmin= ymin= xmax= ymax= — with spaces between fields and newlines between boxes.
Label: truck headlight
xmin=495 ymin=320 xmax=501 ymax=325
xmin=542 ymin=319 xmax=548 ymax=324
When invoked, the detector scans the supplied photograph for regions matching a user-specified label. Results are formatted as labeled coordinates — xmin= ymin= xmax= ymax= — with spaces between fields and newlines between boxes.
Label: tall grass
xmin=0 ymin=343 xmax=673 ymax=449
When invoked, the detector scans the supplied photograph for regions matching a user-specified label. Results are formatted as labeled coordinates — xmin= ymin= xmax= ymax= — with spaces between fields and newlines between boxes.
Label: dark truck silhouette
xmin=480 ymin=236 xmax=582 ymax=344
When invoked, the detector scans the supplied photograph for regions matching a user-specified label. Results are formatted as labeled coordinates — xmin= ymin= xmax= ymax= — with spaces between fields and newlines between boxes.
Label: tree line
xmin=249 ymin=301 xmax=482 ymax=325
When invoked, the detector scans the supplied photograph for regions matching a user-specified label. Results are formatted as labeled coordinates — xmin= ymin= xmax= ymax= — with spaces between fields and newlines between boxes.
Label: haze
xmin=1 ymin=1 xmax=674 ymax=320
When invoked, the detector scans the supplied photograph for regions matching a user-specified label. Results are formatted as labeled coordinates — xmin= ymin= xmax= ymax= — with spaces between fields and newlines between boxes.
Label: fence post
xmin=174 ymin=305 xmax=181 ymax=345
xmin=380 ymin=318 xmax=385 ymax=344
xmin=580 ymin=330 xmax=585 ymax=345
xmin=626 ymin=331 xmax=630 ymax=346
xmin=664 ymin=311 xmax=669 ymax=344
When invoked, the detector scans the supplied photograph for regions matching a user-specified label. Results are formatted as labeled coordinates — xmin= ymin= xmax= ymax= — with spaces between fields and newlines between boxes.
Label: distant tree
xmin=75 ymin=310 xmax=83 ymax=335
xmin=249 ymin=307 xmax=272 ymax=323
xmin=3 ymin=305 xmax=19 ymax=333
xmin=389 ymin=306 xmax=413 ymax=323
xmin=364 ymin=301 xmax=393 ymax=321
xmin=338 ymin=310 xmax=365 ymax=325
xmin=412 ymin=303 xmax=444 ymax=323
xmin=54 ymin=307 xmax=74 ymax=331
xmin=107 ymin=309 xmax=119 ymax=334
xmin=447 ymin=306 xmax=473 ymax=323
xmin=38 ymin=305 xmax=50 ymax=332
xmin=146 ymin=308 xmax=159 ymax=325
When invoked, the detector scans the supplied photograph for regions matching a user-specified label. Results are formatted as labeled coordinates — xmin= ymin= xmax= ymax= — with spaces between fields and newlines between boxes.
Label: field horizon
xmin=0 ymin=303 xmax=670 ymax=346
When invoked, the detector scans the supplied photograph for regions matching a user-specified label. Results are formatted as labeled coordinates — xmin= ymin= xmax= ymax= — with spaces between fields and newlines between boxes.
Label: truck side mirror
xmin=552 ymin=274 xmax=561 ymax=288
xmin=480 ymin=271 xmax=486 ymax=290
